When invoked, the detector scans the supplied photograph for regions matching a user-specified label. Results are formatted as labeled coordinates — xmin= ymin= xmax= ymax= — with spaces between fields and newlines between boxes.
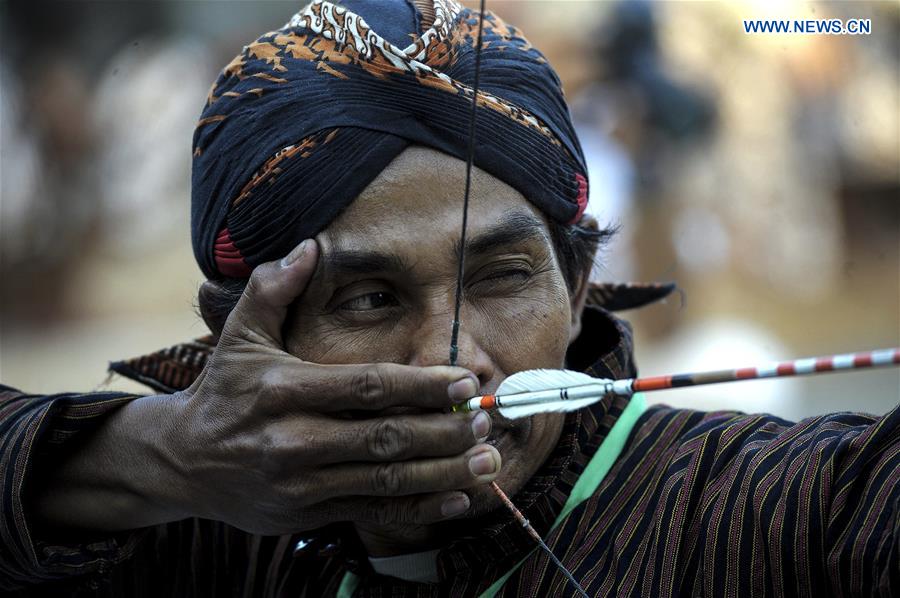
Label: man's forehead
xmin=360 ymin=146 xmax=464 ymax=187
xmin=319 ymin=147 xmax=550 ymax=254
xmin=322 ymin=207 xmax=551 ymax=264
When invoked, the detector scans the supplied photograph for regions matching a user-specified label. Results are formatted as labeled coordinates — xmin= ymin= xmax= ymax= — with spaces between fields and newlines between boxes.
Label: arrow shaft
xmin=632 ymin=348 xmax=900 ymax=392
xmin=453 ymin=348 xmax=900 ymax=414
xmin=456 ymin=384 xmax=607 ymax=413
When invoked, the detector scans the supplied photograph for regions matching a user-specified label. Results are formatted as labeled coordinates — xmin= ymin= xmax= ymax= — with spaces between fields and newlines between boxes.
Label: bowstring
xmin=449 ymin=2 xmax=588 ymax=596
xmin=448 ymin=0 xmax=486 ymax=367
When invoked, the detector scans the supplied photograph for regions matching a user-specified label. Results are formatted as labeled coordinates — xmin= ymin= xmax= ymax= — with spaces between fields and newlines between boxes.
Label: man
xmin=2 ymin=1 xmax=898 ymax=596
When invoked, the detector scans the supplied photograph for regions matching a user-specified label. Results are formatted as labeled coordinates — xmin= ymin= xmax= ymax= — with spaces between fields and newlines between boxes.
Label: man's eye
xmin=484 ymin=268 xmax=531 ymax=282
xmin=338 ymin=292 xmax=398 ymax=312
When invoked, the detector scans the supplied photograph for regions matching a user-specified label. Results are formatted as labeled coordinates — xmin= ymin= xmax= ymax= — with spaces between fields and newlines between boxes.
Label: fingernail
xmin=470 ymin=412 xmax=491 ymax=442
xmin=469 ymin=451 xmax=498 ymax=476
xmin=281 ymin=240 xmax=311 ymax=268
xmin=441 ymin=493 xmax=470 ymax=518
xmin=448 ymin=376 xmax=478 ymax=402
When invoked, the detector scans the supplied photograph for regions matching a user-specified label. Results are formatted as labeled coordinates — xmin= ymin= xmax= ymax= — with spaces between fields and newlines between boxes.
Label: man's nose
xmin=407 ymin=312 xmax=495 ymax=392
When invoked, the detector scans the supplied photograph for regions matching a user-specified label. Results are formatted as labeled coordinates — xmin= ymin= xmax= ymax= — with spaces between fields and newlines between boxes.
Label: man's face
xmin=285 ymin=146 xmax=580 ymax=515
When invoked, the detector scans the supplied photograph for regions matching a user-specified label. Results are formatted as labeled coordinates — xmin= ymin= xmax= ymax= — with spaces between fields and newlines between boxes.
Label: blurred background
xmin=1 ymin=0 xmax=897 ymax=420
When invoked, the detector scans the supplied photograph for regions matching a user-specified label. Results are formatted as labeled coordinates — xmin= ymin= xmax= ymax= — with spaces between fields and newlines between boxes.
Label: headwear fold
xmin=192 ymin=0 xmax=588 ymax=278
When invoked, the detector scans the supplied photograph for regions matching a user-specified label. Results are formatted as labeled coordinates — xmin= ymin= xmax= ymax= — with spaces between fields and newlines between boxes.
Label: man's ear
xmin=197 ymin=280 xmax=232 ymax=340
xmin=568 ymin=216 xmax=599 ymax=346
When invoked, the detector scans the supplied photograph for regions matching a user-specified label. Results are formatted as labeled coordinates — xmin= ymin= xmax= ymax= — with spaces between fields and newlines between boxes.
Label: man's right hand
xmin=33 ymin=240 xmax=500 ymax=537
xmin=169 ymin=239 xmax=500 ymax=535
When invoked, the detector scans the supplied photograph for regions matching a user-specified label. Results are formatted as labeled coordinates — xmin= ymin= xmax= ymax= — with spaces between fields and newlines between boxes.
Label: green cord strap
xmin=477 ymin=393 xmax=646 ymax=598
xmin=337 ymin=570 xmax=361 ymax=598
xmin=337 ymin=394 xmax=648 ymax=598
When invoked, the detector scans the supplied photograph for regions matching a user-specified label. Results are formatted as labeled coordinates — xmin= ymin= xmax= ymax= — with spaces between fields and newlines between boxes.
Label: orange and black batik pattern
xmin=191 ymin=0 xmax=588 ymax=279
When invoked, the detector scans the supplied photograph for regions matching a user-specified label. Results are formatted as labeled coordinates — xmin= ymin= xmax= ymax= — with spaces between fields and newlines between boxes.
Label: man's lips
xmin=484 ymin=411 xmax=520 ymax=448
xmin=477 ymin=380 xmax=520 ymax=445
xmin=485 ymin=429 xmax=507 ymax=447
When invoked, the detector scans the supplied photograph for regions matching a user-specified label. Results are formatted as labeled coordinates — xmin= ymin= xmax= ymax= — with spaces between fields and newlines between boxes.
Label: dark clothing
xmin=2 ymin=302 xmax=898 ymax=596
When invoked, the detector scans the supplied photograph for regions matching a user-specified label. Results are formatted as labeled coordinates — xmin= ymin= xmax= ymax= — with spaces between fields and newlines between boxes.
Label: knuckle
xmin=411 ymin=368 xmax=434 ymax=402
xmin=260 ymin=369 xmax=288 ymax=403
xmin=371 ymin=462 xmax=405 ymax=496
xmin=366 ymin=419 xmax=413 ymax=461
xmin=288 ymin=470 xmax=315 ymax=502
xmin=366 ymin=498 xmax=408 ymax=526
xmin=354 ymin=366 xmax=389 ymax=407
xmin=254 ymin=429 xmax=285 ymax=479
xmin=244 ymin=267 xmax=269 ymax=299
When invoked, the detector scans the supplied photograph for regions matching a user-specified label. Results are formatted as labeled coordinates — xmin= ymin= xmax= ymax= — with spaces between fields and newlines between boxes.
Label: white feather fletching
xmin=495 ymin=369 xmax=609 ymax=420
xmin=499 ymin=397 xmax=602 ymax=419
xmin=496 ymin=368 xmax=599 ymax=395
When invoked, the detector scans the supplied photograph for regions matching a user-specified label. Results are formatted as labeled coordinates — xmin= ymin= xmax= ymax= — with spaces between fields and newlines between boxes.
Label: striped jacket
xmin=1 ymin=305 xmax=898 ymax=596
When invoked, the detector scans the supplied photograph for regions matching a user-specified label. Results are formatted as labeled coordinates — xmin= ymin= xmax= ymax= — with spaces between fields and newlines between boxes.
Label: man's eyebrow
xmin=459 ymin=212 xmax=549 ymax=257
xmin=320 ymin=212 xmax=546 ymax=278
xmin=321 ymin=250 xmax=407 ymax=276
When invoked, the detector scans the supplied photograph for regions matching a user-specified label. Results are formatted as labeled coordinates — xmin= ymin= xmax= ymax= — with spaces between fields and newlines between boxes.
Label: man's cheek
xmin=286 ymin=317 xmax=402 ymax=364
xmin=479 ymin=296 xmax=571 ymax=371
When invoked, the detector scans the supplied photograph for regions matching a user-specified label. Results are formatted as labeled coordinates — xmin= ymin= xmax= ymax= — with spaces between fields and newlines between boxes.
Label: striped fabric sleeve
xmin=571 ymin=403 xmax=900 ymax=597
xmin=0 ymin=385 xmax=145 ymax=591
xmin=699 ymin=407 xmax=900 ymax=597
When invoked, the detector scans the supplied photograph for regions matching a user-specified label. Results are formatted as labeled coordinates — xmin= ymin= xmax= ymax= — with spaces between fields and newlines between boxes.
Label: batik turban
xmin=192 ymin=0 xmax=588 ymax=279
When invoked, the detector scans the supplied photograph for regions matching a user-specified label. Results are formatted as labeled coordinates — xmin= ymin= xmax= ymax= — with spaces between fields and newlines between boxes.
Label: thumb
xmin=223 ymin=239 xmax=319 ymax=348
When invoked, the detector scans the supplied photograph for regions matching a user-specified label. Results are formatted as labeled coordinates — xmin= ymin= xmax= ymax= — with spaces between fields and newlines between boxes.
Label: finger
xmin=340 ymin=411 xmax=492 ymax=463
xmin=258 ymin=361 xmax=479 ymax=412
xmin=270 ymin=411 xmax=492 ymax=465
xmin=306 ymin=491 xmax=472 ymax=526
xmin=223 ymin=239 xmax=319 ymax=348
xmin=318 ymin=445 xmax=502 ymax=498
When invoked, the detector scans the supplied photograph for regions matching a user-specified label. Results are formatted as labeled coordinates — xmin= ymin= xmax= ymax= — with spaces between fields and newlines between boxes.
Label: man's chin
xmin=456 ymin=411 xmax=564 ymax=520
xmin=459 ymin=483 xmax=508 ymax=519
